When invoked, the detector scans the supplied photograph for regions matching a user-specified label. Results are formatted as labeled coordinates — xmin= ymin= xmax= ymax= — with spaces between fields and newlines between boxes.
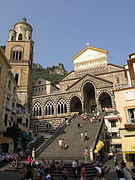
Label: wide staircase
xmin=37 ymin=115 xmax=100 ymax=161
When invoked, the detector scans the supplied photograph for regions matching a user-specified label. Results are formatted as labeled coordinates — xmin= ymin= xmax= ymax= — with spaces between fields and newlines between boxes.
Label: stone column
xmin=54 ymin=103 xmax=57 ymax=115
xmin=67 ymin=102 xmax=70 ymax=114
xmin=81 ymin=100 xmax=84 ymax=113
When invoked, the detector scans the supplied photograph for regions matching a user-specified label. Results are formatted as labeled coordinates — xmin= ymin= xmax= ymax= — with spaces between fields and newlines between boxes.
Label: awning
xmin=108 ymin=118 xmax=119 ymax=121
xmin=122 ymin=137 xmax=135 ymax=154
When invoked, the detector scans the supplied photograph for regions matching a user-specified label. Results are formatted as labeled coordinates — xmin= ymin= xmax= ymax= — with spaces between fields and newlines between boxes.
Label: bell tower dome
xmin=5 ymin=18 xmax=34 ymax=108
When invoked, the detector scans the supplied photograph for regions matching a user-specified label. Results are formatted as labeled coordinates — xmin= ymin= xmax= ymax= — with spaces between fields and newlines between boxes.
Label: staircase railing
xmin=92 ymin=111 xmax=106 ymax=150
xmin=35 ymin=114 xmax=75 ymax=157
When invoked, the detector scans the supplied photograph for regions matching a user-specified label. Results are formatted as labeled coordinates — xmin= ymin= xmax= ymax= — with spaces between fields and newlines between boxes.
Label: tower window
xmin=11 ymin=46 xmax=23 ymax=61
xmin=11 ymin=36 xmax=14 ymax=41
xmin=12 ymin=51 xmax=22 ymax=60
xmin=18 ymin=33 xmax=22 ymax=41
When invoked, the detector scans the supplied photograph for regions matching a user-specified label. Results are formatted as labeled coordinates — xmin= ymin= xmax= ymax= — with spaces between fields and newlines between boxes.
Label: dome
xmin=14 ymin=18 xmax=33 ymax=32
xmin=9 ymin=29 xmax=16 ymax=33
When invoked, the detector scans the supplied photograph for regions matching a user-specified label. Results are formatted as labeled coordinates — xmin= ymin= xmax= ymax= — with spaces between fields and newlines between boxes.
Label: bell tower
xmin=5 ymin=18 xmax=34 ymax=108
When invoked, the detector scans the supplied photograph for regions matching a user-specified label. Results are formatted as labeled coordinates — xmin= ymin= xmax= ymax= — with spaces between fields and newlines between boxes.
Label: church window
xmin=45 ymin=100 xmax=54 ymax=115
xmin=48 ymin=106 xmax=50 ymax=115
xmin=18 ymin=33 xmax=22 ymax=40
xmin=52 ymin=105 xmax=54 ymax=114
xmin=15 ymin=74 xmax=19 ymax=84
xmin=36 ymin=107 xmax=39 ymax=116
xmin=13 ymin=86 xmax=16 ymax=95
xmin=39 ymin=81 xmax=41 ymax=84
xmin=57 ymin=98 xmax=67 ymax=114
xmin=33 ymin=102 xmax=42 ymax=117
xmin=64 ymin=104 xmax=67 ymax=113
xmin=58 ymin=105 xmax=60 ymax=114
xmin=116 ymin=77 xmax=120 ymax=84
xmin=8 ymin=80 xmax=11 ymax=90
xmin=39 ymin=107 xmax=42 ymax=116
xmin=4 ymin=114 xmax=8 ymax=126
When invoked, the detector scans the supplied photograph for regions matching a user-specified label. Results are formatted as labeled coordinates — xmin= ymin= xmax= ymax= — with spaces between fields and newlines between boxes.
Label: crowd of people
xmin=81 ymin=112 xmax=101 ymax=123
xmin=19 ymin=158 xmax=88 ymax=180
xmin=115 ymin=160 xmax=135 ymax=180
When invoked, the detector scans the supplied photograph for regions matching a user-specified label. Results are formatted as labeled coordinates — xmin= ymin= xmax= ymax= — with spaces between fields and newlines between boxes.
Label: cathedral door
xmin=83 ymin=82 xmax=96 ymax=113
xmin=70 ymin=96 xmax=82 ymax=115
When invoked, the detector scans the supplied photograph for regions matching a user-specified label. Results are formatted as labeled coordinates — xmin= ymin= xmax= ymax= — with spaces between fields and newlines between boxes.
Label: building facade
xmin=0 ymin=47 xmax=11 ymax=137
xmin=31 ymin=46 xmax=128 ymax=132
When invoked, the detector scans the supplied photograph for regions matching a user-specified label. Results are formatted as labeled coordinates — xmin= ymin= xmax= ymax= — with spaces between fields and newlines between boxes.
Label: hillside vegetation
xmin=32 ymin=63 xmax=67 ymax=85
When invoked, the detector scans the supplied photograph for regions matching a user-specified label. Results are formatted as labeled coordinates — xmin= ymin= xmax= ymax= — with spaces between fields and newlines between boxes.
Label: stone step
xmin=38 ymin=115 xmax=100 ymax=160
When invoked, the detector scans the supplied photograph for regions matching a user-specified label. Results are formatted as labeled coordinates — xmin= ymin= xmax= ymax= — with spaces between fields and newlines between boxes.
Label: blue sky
xmin=0 ymin=0 xmax=135 ymax=71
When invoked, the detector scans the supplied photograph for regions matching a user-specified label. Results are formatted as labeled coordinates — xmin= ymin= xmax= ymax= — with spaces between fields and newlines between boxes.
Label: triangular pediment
xmin=72 ymin=46 xmax=108 ymax=71
xmin=66 ymin=74 xmax=112 ymax=92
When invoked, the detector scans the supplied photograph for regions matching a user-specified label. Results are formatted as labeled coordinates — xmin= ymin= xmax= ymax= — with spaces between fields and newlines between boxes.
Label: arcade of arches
xmin=32 ymin=90 xmax=113 ymax=118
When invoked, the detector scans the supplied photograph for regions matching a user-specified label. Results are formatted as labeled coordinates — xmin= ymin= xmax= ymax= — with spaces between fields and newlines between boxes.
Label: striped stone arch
xmin=68 ymin=94 xmax=82 ymax=102
xmin=32 ymin=101 xmax=43 ymax=117
xmin=44 ymin=98 xmax=55 ymax=115
xmin=69 ymin=94 xmax=82 ymax=114
xmin=56 ymin=96 xmax=68 ymax=114
xmin=97 ymin=90 xmax=113 ymax=109
xmin=32 ymin=99 xmax=43 ymax=107
xmin=97 ymin=90 xmax=113 ymax=99
xmin=81 ymin=80 xmax=97 ymax=92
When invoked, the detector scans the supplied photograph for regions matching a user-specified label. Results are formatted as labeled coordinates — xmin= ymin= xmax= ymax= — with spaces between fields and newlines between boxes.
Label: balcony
xmin=125 ymin=118 xmax=135 ymax=130
xmin=115 ymin=83 xmax=129 ymax=90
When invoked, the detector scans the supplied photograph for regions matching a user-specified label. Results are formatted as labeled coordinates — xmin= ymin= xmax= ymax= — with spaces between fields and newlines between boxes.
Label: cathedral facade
xmin=31 ymin=46 xmax=128 ymax=132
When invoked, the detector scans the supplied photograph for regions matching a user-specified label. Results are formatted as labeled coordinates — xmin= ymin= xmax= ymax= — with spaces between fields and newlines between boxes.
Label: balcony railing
xmin=115 ymin=83 xmax=129 ymax=90
xmin=125 ymin=118 xmax=135 ymax=129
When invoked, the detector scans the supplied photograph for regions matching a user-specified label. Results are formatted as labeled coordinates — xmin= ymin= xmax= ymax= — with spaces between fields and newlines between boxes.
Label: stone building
xmin=0 ymin=47 xmax=11 ymax=136
xmin=31 ymin=45 xmax=128 ymax=132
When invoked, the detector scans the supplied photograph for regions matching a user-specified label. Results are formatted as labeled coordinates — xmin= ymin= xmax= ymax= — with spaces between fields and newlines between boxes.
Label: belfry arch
xmin=70 ymin=96 xmax=82 ymax=115
xmin=83 ymin=82 xmax=96 ymax=113
xmin=98 ymin=92 xmax=112 ymax=110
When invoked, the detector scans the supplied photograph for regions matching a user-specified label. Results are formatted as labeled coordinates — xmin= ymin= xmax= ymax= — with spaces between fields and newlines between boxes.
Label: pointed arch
xmin=18 ymin=33 xmax=23 ymax=40
xmin=44 ymin=100 xmax=54 ymax=115
xmin=56 ymin=97 xmax=67 ymax=114
xmin=33 ymin=101 xmax=42 ymax=117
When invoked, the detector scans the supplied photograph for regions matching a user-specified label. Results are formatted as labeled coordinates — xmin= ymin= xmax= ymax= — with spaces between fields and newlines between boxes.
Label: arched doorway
xmin=83 ymin=82 xmax=96 ymax=113
xmin=98 ymin=92 xmax=112 ymax=110
xmin=70 ymin=96 xmax=82 ymax=114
